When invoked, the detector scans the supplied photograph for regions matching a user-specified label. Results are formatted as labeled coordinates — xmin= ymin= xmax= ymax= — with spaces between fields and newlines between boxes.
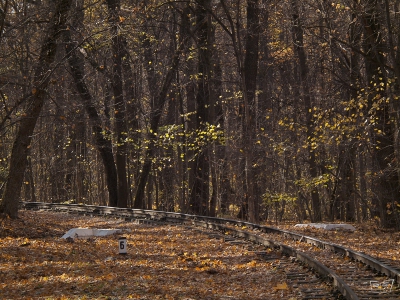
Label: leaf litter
xmin=276 ymin=222 xmax=400 ymax=263
xmin=0 ymin=210 xmax=312 ymax=300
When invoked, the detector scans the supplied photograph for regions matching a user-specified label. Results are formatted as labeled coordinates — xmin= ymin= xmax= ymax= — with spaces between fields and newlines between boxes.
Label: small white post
xmin=118 ymin=237 xmax=127 ymax=254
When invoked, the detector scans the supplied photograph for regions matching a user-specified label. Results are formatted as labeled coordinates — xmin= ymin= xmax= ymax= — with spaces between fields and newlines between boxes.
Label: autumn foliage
xmin=0 ymin=211 xmax=305 ymax=299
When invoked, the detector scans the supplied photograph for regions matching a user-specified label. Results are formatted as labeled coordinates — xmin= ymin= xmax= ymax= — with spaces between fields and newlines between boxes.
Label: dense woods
xmin=1 ymin=0 xmax=400 ymax=228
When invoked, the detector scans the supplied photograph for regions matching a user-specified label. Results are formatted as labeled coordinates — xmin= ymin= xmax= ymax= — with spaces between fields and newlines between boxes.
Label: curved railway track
xmin=21 ymin=202 xmax=400 ymax=300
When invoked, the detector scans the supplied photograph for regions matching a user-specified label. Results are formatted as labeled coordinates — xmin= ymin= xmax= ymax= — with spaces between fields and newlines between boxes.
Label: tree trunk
xmin=106 ymin=0 xmax=128 ymax=208
xmin=291 ymin=0 xmax=321 ymax=222
xmin=121 ymin=37 xmax=139 ymax=207
xmin=64 ymin=26 xmax=119 ymax=207
xmin=334 ymin=8 xmax=361 ymax=222
xmin=189 ymin=0 xmax=212 ymax=215
xmin=24 ymin=157 xmax=36 ymax=202
xmin=243 ymin=0 xmax=260 ymax=223
xmin=134 ymin=36 xmax=187 ymax=208
xmin=0 ymin=0 xmax=73 ymax=218
xmin=180 ymin=5 xmax=196 ymax=213
xmin=362 ymin=0 xmax=400 ymax=228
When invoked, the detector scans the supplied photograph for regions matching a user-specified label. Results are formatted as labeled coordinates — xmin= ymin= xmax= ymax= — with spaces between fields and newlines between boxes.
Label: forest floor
xmin=0 ymin=210 xmax=399 ymax=300
xmin=275 ymin=221 xmax=400 ymax=265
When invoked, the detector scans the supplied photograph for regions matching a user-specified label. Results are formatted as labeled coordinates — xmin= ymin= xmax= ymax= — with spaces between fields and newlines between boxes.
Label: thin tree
xmin=0 ymin=0 xmax=73 ymax=218
xmin=291 ymin=0 xmax=321 ymax=222
xmin=106 ymin=0 xmax=128 ymax=208
xmin=63 ymin=5 xmax=119 ymax=207
xmin=242 ymin=0 xmax=260 ymax=222
xmin=189 ymin=0 xmax=212 ymax=215
xmin=133 ymin=26 xmax=190 ymax=209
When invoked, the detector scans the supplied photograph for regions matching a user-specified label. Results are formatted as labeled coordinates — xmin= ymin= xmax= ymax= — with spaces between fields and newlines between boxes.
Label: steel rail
xmin=193 ymin=220 xmax=359 ymax=300
xmin=20 ymin=201 xmax=400 ymax=299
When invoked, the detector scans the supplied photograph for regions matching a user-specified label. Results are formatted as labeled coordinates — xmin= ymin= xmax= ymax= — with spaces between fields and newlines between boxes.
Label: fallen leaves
xmin=1 ymin=211 xmax=299 ymax=299
xmin=277 ymin=222 xmax=400 ymax=263
xmin=274 ymin=282 xmax=289 ymax=290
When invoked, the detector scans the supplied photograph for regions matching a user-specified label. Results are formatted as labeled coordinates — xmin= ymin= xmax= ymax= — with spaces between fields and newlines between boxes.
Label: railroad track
xmin=21 ymin=202 xmax=400 ymax=299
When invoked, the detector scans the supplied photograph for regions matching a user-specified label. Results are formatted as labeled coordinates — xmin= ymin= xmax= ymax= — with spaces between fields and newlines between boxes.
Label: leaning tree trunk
xmin=64 ymin=14 xmax=119 ymax=207
xmin=0 ymin=0 xmax=73 ymax=218
xmin=133 ymin=37 xmax=187 ymax=208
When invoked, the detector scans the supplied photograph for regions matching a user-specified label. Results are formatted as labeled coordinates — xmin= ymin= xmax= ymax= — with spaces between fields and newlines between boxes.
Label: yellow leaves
xmin=248 ymin=260 xmax=257 ymax=267
xmin=195 ymin=266 xmax=204 ymax=271
xmin=274 ymin=282 xmax=288 ymax=291
xmin=310 ymin=141 xmax=317 ymax=150
xmin=59 ymin=273 xmax=69 ymax=280
xmin=103 ymin=273 xmax=115 ymax=281
xmin=263 ymin=191 xmax=297 ymax=205
xmin=269 ymin=46 xmax=294 ymax=63
xmin=234 ymin=259 xmax=258 ymax=270
xmin=331 ymin=2 xmax=350 ymax=10
xmin=19 ymin=238 xmax=31 ymax=247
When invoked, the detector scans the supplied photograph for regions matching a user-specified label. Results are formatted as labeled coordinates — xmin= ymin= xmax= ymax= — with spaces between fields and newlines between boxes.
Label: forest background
xmin=1 ymin=0 xmax=400 ymax=228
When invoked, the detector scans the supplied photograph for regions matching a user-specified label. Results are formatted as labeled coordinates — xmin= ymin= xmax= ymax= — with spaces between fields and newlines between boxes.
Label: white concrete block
xmin=294 ymin=223 xmax=356 ymax=231
xmin=61 ymin=228 xmax=121 ymax=239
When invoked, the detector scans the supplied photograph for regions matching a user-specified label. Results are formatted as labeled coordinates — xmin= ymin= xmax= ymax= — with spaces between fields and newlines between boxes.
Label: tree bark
xmin=334 ymin=7 xmax=361 ymax=222
xmin=106 ymin=0 xmax=128 ymax=208
xmin=134 ymin=36 xmax=187 ymax=208
xmin=64 ymin=25 xmax=119 ymax=207
xmin=121 ymin=37 xmax=139 ymax=207
xmin=291 ymin=0 xmax=321 ymax=222
xmin=362 ymin=0 xmax=400 ymax=227
xmin=189 ymin=0 xmax=212 ymax=216
xmin=243 ymin=0 xmax=260 ymax=223
xmin=0 ymin=0 xmax=73 ymax=218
